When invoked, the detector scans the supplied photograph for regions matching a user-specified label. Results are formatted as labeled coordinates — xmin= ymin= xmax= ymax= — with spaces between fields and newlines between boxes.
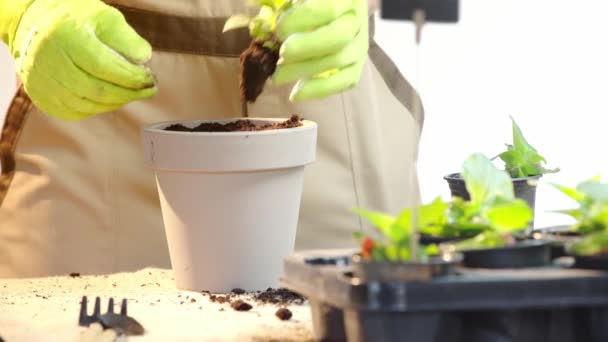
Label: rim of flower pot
xmin=143 ymin=117 xmax=317 ymax=137
xmin=444 ymin=172 xmax=543 ymax=182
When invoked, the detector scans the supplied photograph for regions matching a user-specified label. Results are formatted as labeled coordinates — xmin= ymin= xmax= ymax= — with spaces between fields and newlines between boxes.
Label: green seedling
xmin=553 ymin=177 xmax=608 ymax=256
xmin=552 ymin=176 xmax=608 ymax=235
xmin=223 ymin=0 xmax=292 ymax=102
xmin=224 ymin=0 xmax=291 ymax=50
xmin=353 ymin=153 xmax=534 ymax=261
xmin=352 ymin=206 xmax=441 ymax=262
xmin=450 ymin=153 xmax=534 ymax=250
xmin=495 ymin=117 xmax=559 ymax=178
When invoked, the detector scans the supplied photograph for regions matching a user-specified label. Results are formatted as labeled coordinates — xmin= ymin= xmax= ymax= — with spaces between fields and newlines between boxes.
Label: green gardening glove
xmin=0 ymin=0 xmax=156 ymax=121
xmin=273 ymin=0 xmax=369 ymax=101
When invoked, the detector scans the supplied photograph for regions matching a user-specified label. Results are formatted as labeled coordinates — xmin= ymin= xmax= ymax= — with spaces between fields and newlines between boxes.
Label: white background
xmin=1 ymin=0 xmax=607 ymax=228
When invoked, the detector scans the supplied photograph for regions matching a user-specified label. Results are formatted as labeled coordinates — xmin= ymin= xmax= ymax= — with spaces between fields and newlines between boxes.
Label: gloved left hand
xmin=0 ymin=0 xmax=157 ymax=121
xmin=272 ymin=0 xmax=369 ymax=101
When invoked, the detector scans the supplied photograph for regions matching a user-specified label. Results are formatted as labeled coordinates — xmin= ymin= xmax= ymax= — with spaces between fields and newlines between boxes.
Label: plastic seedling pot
xmin=573 ymin=255 xmax=608 ymax=271
xmin=461 ymin=240 xmax=552 ymax=269
xmin=142 ymin=118 xmax=317 ymax=293
xmin=532 ymin=226 xmax=581 ymax=259
xmin=352 ymin=253 xmax=463 ymax=283
xmin=444 ymin=173 xmax=542 ymax=226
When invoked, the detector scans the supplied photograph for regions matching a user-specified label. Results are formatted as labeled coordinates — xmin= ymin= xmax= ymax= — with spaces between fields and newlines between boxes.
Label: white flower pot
xmin=141 ymin=118 xmax=317 ymax=293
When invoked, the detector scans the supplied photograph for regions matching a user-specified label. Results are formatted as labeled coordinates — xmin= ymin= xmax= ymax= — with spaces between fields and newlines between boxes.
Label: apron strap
xmin=368 ymin=16 xmax=425 ymax=131
xmin=107 ymin=3 xmax=251 ymax=57
xmin=0 ymin=85 xmax=32 ymax=206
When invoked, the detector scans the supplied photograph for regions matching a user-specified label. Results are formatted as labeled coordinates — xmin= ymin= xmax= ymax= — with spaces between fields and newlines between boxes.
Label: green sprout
xmin=495 ymin=117 xmax=559 ymax=178
xmin=223 ymin=0 xmax=294 ymax=51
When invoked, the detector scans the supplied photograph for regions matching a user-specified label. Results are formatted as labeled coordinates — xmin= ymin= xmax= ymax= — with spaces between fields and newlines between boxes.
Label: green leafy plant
xmin=352 ymin=205 xmax=441 ymax=262
xmin=495 ymin=117 xmax=559 ymax=178
xmin=552 ymin=177 xmax=608 ymax=256
xmin=353 ymin=153 xmax=534 ymax=261
xmin=223 ymin=0 xmax=292 ymax=50
xmin=450 ymin=153 xmax=534 ymax=250
xmin=552 ymin=177 xmax=608 ymax=234
xmin=568 ymin=231 xmax=608 ymax=257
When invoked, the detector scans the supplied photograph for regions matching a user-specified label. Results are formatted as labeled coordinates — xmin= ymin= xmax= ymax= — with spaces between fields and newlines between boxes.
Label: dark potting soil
xmin=164 ymin=114 xmax=303 ymax=132
xmin=240 ymin=41 xmax=279 ymax=103
xmin=275 ymin=308 xmax=293 ymax=321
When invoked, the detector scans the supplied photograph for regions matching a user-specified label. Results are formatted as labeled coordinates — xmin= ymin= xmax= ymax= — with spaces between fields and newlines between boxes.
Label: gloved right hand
xmin=0 ymin=0 xmax=157 ymax=121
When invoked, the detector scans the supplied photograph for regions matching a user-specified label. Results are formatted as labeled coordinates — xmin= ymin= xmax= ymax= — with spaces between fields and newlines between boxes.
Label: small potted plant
xmin=551 ymin=177 xmax=608 ymax=268
xmin=445 ymin=117 xmax=559 ymax=224
xmin=141 ymin=1 xmax=320 ymax=293
xmin=442 ymin=153 xmax=551 ymax=268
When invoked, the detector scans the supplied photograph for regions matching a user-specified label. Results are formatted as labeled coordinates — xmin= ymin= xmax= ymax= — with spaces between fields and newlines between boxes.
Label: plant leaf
xmin=577 ymin=181 xmax=608 ymax=202
xmin=462 ymin=153 xmax=514 ymax=204
xmin=391 ymin=208 xmax=413 ymax=242
xmin=223 ymin=15 xmax=252 ymax=32
xmin=569 ymin=231 xmax=608 ymax=256
xmin=551 ymin=183 xmax=586 ymax=203
xmin=483 ymin=198 xmax=533 ymax=232
xmin=352 ymin=208 xmax=396 ymax=238
xmin=453 ymin=231 xmax=511 ymax=251
xmin=352 ymin=231 xmax=365 ymax=241
xmin=498 ymin=117 xmax=557 ymax=177
xmin=420 ymin=197 xmax=450 ymax=227
xmin=551 ymin=209 xmax=583 ymax=220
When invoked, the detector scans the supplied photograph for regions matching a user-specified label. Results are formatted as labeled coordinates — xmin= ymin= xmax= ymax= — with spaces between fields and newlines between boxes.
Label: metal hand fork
xmin=79 ymin=296 xmax=145 ymax=336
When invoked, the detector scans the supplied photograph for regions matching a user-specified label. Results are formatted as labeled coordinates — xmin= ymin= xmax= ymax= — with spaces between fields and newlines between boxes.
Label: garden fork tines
xmin=79 ymin=296 xmax=144 ymax=336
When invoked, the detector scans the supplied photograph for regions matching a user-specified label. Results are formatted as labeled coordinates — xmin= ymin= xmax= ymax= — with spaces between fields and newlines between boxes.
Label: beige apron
xmin=0 ymin=0 xmax=424 ymax=278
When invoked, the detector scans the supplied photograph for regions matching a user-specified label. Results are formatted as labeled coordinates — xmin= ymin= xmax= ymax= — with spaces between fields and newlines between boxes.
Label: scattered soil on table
xmin=165 ymin=115 xmax=303 ymax=133
xmin=240 ymin=41 xmax=279 ymax=103
xmin=202 ymin=287 xmax=305 ymax=306
xmin=209 ymin=295 xmax=232 ymax=304
xmin=69 ymin=273 xmax=80 ymax=278
xmin=275 ymin=308 xmax=293 ymax=321
xmin=231 ymin=300 xmax=253 ymax=311
xmin=254 ymin=288 xmax=306 ymax=305
xmin=232 ymin=288 xmax=246 ymax=295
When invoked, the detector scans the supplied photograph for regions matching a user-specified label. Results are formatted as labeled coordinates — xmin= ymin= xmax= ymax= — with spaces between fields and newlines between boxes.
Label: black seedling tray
xmin=281 ymin=249 xmax=608 ymax=342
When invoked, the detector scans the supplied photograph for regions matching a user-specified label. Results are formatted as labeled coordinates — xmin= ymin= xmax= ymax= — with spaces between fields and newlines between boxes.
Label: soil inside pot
xmin=164 ymin=115 xmax=302 ymax=132
xmin=240 ymin=41 xmax=279 ymax=103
